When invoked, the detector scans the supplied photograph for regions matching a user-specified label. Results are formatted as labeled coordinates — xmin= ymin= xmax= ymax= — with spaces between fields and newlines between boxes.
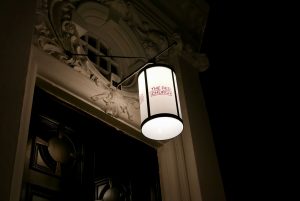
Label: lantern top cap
xmin=137 ymin=63 xmax=176 ymax=76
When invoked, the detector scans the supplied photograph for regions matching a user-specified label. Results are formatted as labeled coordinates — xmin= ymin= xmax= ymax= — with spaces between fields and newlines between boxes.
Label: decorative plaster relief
xmin=34 ymin=0 xmax=140 ymax=129
xmin=33 ymin=0 xmax=208 ymax=131
xmin=101 ymin=0 xmax=170 ymax=60
xmin=182 ymin=45 xmax=209 ymax=72
xmin=101 ymin=0 xmax=207 ymax=69
xmin=148 ymin=0 xmax=209 ymax=71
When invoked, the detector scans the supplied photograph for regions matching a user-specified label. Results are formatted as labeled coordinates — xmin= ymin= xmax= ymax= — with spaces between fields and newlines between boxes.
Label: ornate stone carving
xmin=90 ymin=87 xmax=139 ymax=121
xmin=182 ymin=44 xmax=209 ymax=72
xmin=101 ymin=0 xmax=170 ymax=60
xmin=33 ymin=0 xmax=208 ymax=130
xmin=34 ymin=1 xmax=100 ymax=84
xmin=145 ymin=0 xmax=209 ymax=71
xmin=34 ymin=0 xmax=140 ymax=128
xmin=103 ymin=0 xmax=209 ymax=70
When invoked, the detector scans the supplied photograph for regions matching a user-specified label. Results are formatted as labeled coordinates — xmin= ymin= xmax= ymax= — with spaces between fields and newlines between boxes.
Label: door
xmin=20 ymin=87 xmax=161 ymax=201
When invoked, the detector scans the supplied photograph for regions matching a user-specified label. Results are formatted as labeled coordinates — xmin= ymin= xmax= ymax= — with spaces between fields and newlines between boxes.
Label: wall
xmin=179 ymin=58 xmax=226 ymax=201
xmin=0 ymin=1 xmax=36 ymax=201
xmin=157 ymin=56 xmax=226 ymax=201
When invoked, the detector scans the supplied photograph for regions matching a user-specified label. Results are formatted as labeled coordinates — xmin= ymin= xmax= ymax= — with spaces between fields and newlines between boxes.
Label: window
xmin=80 ymin=34 xmax=119 ymax=81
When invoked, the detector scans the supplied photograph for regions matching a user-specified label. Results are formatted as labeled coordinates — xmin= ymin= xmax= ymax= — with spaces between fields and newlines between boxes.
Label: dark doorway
xmin=21 ymin=87 xmax=161 ymax=201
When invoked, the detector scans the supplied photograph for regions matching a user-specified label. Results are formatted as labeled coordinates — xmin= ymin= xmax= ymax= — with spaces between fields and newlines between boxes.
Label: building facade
xmin=0 ymin=0 xmax=225 ymax=201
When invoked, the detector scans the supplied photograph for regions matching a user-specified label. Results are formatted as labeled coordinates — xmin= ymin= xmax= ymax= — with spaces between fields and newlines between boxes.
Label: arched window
xmin=80 ymin=33 xmax=120 ymax=83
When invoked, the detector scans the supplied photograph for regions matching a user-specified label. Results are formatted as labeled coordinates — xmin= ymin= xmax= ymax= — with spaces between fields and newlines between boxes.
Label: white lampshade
xmin=138 ymin=63 xmax=183 ymax=140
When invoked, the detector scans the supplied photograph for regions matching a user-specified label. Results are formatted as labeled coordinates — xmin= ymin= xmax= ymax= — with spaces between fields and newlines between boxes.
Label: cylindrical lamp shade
xmin=138 ymin=63 xmax=183 ymax=140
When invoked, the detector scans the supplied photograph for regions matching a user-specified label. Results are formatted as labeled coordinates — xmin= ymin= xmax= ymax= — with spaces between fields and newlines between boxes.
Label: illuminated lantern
xmin=138 ymin=63 xmax=183 ymax=140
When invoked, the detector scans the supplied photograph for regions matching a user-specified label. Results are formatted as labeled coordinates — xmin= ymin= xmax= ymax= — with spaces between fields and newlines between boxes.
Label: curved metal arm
xmin=116 ymin=41 xmax=178 ymax=89
xmin=65 ymin=50 xmax=147 ymax=59
xmin=64 ymin=40 xmax=177 ymax=89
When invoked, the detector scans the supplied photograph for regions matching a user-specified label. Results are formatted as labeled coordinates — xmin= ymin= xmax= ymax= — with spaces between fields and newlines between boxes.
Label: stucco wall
xmin=0 ymin=1 xmax=36 ymax=201
xmin=179 ymin=58 xmax=226 ymax=201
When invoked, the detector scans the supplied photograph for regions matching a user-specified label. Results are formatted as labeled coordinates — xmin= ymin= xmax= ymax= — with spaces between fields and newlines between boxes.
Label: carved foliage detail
xmin=102 ymin=0 xmax=170 ymax=60
xmin=33 ymin=0 xmax=140 ymax=127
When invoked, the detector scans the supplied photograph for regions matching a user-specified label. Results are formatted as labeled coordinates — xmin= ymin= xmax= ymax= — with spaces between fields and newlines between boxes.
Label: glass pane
xmin=100 ymin=58 xmax=108 ymax=70
xmin=146 ymin=66 xmax=177 ymax=116
xmin=100 ymin=44 xmax=108 ymax=55
xmin=88 ymin=49 xmax=97 ymax=64
xmin=111 ymin=64 xmax=118 ymax=75
xmin=88 ymin=36 xmax=97 ymax=48
xmin=138 ymin=72 xmax=148 ymax=122
xmin=80 ymin=35 xmax=86 ymax=41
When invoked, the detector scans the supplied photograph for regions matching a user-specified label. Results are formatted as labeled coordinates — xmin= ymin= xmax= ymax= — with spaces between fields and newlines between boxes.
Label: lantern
xmin=138 ymin=63 xmax=183 ymax=140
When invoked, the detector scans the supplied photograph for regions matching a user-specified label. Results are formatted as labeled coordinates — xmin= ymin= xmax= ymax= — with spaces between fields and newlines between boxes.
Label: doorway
xmin=20 ymin=87 xmax=161 ymax=201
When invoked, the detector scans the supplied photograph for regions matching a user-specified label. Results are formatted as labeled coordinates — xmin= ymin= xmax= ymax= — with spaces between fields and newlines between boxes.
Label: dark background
xmin=198 ymin=0 xmax=278 ymax=200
